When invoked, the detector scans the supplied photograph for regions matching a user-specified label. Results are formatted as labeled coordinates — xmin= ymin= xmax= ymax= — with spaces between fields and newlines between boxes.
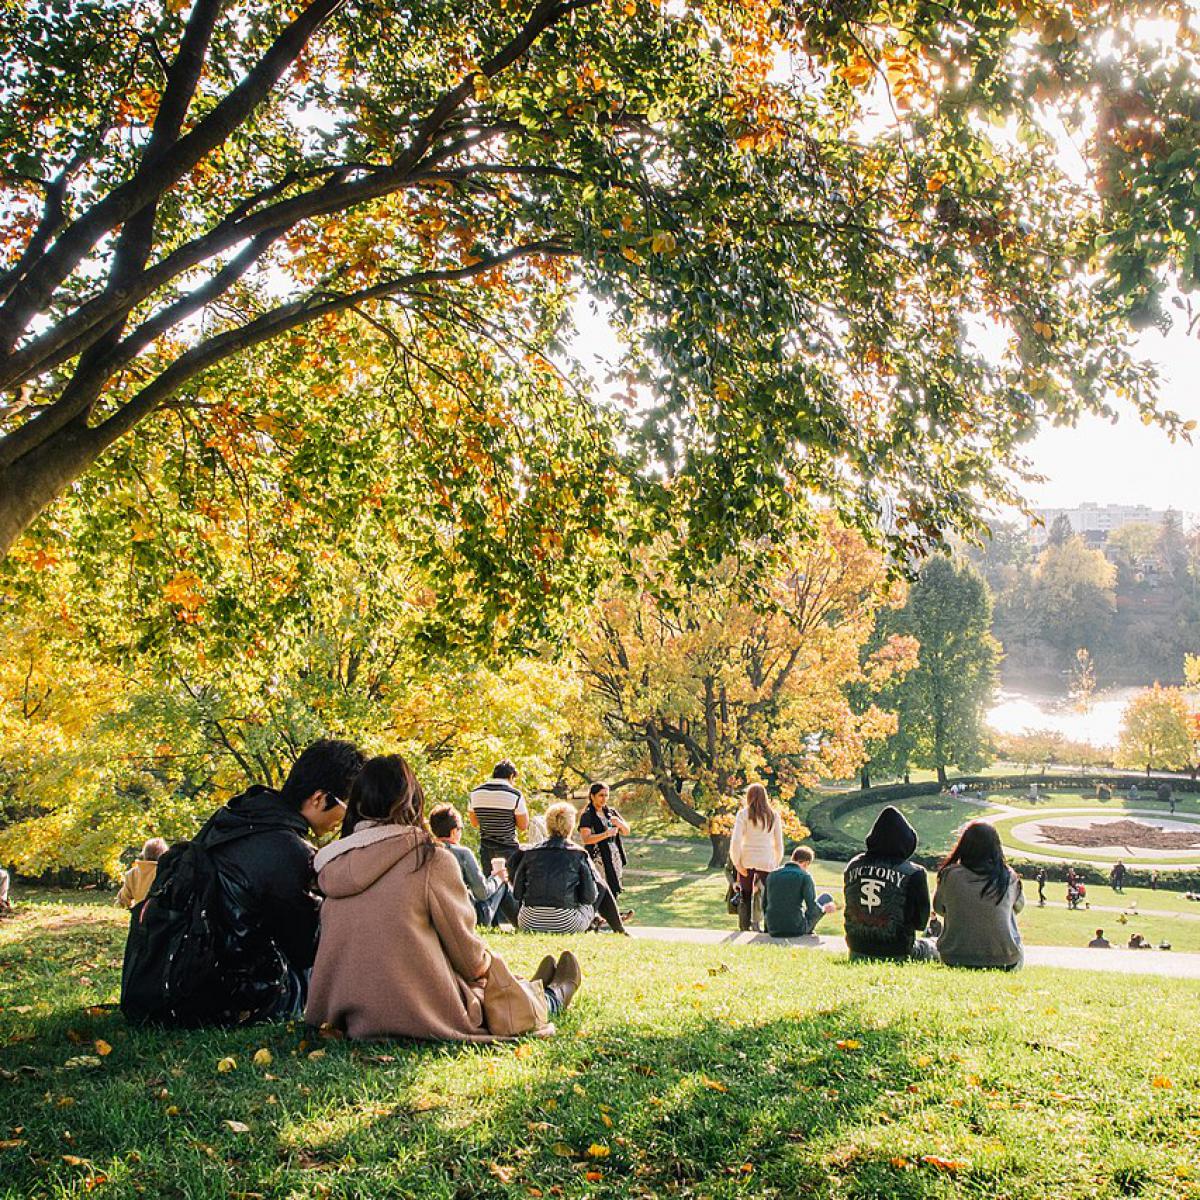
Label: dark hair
xmin=1095 ymin=929 xmax=1104 ymax=938
xmin=493 ymin=760 xmax=518 ymax=780
xmin=791 ymin=846 xmax=815 ymax=865
xmin=343 ymin=755 xmax=435 ymax=867
xmin=280 ymin=739 xmax=365 ymax=809
xmin=588 ymin=782 xmax=608 ymax=800
xmin=428 ymin=803 xmax=462 ymax=839
xmin=940 ymin=821 xmax=1012 ymax=904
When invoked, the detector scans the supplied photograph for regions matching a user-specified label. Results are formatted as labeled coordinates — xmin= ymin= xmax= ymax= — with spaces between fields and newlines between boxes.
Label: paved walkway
xmin=628 ymin=926 xmax=1200 ymax=979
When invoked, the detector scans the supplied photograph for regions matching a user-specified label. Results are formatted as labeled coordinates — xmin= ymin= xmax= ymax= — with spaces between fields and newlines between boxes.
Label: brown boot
xmin=531 ymin=954 xmax=556 ymax=987
xmin=549 ymin=951 xmax=582 ymax=1011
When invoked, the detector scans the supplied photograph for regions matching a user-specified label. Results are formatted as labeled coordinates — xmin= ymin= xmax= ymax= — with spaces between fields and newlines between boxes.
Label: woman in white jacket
xmin=729 ymin=783 xmax=784 ymax=932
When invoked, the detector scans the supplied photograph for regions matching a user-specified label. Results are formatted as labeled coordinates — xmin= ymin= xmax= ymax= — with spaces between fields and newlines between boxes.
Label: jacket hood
xmin=315 ymin=823 xmax=431 ymax=898
xmin=865 ymin=806 xmax=918 ymax=859
xmin=199 ymin=785 xmax=311 ymax=849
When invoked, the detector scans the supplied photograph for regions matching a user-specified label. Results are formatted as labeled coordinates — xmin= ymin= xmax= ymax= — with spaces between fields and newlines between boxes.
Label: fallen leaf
xmin=488 ymin=1163 xmax=515 ymax=1184
xmin=93 ymin=1040 xmax=112 ymax=1057
xmin=252 ymin=1048 xmax=272 ymax=1067
xmin=587 ymin=1143 xmax=610 ymax=1158
xmin=922 ymin=1155 xmax=967 ymax=1173
xmin=307 ymin=1049 xmax=326 ymax=1061
xmin=584 ymin=1171 xmax=602 ymax=1182
xmin=216 ymin=1057 xmax=237 ymax=1073
xmin=836 ymin=1039 xmax=862 ymax=1051
xmin=0 ymin=1140 xmax=25 ymax=1150
xmin=700 ymin=1076 xmax=727 ymax=1093
xmin=64 ymin=1056 xmax=102 ymax=1070
xmin=550 ymin=1142 xmax=575 ymax=1158
xmin=224 ymin=1120 xmax=250 ymax=1134
xmin=1152 ymin=1076 xmax=1173 ymax=1089
xmin=62 ymin=1154 xmax=89 ymax=1166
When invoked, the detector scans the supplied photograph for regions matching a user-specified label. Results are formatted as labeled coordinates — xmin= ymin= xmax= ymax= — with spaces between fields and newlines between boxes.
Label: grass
xmin=619 ymin=839 xmax=1200 ymax=951
xmin=833 ymin=796 xmax=1001 ymax=853
xmin=997 ymin=789 xmax=1200 ymax=814
xmin=3 ymin=894 xmax=1200 ymax=1199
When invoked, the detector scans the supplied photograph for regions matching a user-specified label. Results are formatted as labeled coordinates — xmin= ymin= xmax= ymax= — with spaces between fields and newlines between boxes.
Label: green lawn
xmin=833 ymin=796 xmax=999 ymax=855
xmin=620 ymin=839 xmax=1200 ymax=951
xmin=3 ymin=895 xmax=1200 ymax=1199
xmin=996 ymin=789 xmax=1200 ymax=815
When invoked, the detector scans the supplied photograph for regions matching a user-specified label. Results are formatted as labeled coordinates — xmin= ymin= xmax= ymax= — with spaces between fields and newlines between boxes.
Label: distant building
xmin=1029 ymin=502 xmax=1171 ymax=548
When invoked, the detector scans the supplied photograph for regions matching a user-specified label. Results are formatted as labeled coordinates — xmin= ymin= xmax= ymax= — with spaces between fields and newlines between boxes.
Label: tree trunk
xmin=707 ymin=832 xmax=730 ymax=870
xmin=860 ymin=767 xmax=871 ymax=790
xmin=903 ymin=770 xmax=911 ymax=785
xmin=936 ymin=763 xmax=947 ymax=786
xmin=0 ymin=420 xmax=107 ymax=555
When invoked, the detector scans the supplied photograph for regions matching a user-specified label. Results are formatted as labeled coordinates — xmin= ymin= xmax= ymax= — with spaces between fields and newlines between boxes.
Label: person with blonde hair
xmin=116 ymin=837 xmax=169 ymax=910
xmin=729 ymin=783 xmax=784 ymax=932
xmin=511 ymin=802 xmax=629 ymax=935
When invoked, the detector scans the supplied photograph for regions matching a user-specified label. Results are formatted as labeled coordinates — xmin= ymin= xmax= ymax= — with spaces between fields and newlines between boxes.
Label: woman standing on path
xmin=577 ymin=782 xmax=630 ymax=900
xmin=933 ymin=821 xmax=1025 ymax=970
xmin=729 ymin=783 xmax=784 ymax=932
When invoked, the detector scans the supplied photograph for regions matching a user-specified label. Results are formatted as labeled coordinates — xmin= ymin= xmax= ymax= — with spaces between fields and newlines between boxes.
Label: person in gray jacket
xmin=933 ymin=822 xmax=1024 ymax=970
xmin=429 ymin=804 xmax=520 ymax=928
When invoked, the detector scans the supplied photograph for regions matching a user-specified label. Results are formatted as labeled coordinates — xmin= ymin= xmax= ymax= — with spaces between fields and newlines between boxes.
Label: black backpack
xmin=120 ymin=838 xmax=236 ymax=1026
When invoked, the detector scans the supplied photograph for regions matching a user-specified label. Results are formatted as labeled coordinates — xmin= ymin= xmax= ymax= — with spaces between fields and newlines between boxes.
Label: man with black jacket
xmin=122 ymin=738 xmax=364 ymax=1026
xmin=843 ymin=806 xmax=937 ymax=961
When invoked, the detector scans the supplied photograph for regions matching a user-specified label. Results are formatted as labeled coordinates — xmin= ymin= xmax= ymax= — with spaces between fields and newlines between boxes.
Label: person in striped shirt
xmin=468 ymin=760 xmax=529 ymax=873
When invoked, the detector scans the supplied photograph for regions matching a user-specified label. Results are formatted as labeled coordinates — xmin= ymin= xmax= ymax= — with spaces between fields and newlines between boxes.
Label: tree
xmin=1116 ymin=684 xmax=1194 ymax=777
xmin=0 ymin=0 xmax=1190 ymax=568
xmin=1029 ymin=535 xmax=1117 ymax=657
xmin=891 ymin=556 xmax=1000 ymax=785
xmin=575 ymin=520 xmax=914 ymax=864
xmin=1046 ymin=514 xmax=1075 ymax=548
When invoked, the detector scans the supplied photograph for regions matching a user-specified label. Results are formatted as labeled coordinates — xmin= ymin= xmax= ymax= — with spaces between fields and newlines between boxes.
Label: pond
xmin=986 ymin=686 xmax=1145 ymax=749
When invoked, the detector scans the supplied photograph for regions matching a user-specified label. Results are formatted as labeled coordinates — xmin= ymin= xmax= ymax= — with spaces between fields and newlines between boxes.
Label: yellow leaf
xmin=650 ymin=231 xmax=676 ymax=255
xmin=166 ymin=1106 xmax=180 ymax=1116
xmin=836 ymin=1039 xmax=861 ymax=1051
xmin=620 ymin=245 xmax=642 ymax=265
xmin=1152 ymin=1075 xmax=1173 ymax=1089
xmin=550 ymin=1141 xmax=575 ymax=1158
xmin=93 ymin=1040 xmax=112 ymax=1057
xmin=587 ymin=1143 xmax=610 ymax=1158
xmin=224 ymin=1120 xmax=250 ymax=1134
xmin=252 ymin=1048 xmax=272 ymax=1067
xmin=216 ymin=1057 xmax=237 ymax=1074
xmin=925 ymin=171 xmax=947 ymax=193
xmin=838 ymin=57 xmax=875 ymax=88
xmin=700 ymin=1075 xmax=728 ymax=1092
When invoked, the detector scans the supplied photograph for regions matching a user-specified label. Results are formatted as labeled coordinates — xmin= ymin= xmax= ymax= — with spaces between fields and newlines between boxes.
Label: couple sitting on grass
xmin=845 ymin=806 xmax=1025 ymax=969
xmin=121 ymin=741 xmax=584 ymax=1042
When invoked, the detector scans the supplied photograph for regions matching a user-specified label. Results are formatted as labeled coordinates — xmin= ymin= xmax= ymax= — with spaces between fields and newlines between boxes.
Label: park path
xmin=628 ymin=926 xmax=1200 ymax=979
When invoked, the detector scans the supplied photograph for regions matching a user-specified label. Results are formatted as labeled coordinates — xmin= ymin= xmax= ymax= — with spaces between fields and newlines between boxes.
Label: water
xmin=986 ymin=687 xmax=1144 ymax=749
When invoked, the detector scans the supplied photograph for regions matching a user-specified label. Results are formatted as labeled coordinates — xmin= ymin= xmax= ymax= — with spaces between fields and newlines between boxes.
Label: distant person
xmin=0 ymin=865 xmax=10 ymax=916
xmin=1128 ymin=783 xmax=1139 ymax=802
xmin=511 ymin=802 xmax=629 ymax=934
xmin=1109 ymin=860 xmax=1126 ymax=893
xmin=121 ymin=738 xmax=365 ymax=1027
xmin=469 ymin=760 xmax=529 ymax=874
xmin=116 ymin=837 xmax=169 ymax=910
xmin=763 ymin=847 xmax=836 ymax=938
xmin=577 ymin=782 xmax=630 ymax=900
xmin=1127 ymin=932 xmax=1151 ymax=950
xmin=1088 ymin=929 xmax=1111 ymax=948
xmin=1151 ymin=870 xmax=1160 ymax=891
xmin=1036 ymin=868 xmax=1047 ymax=907
xmin=729 ymin=784 xmax=785 ymax=932
xmin=429 ymin=804 xmax=520 ymax=928
xmin=843 ymin=806 xmax=935 ymax=961
xmin=307 ymin=755 xmax=579 ymax=1041
xmin=933 ymin=822 xmax=1025 ymax=970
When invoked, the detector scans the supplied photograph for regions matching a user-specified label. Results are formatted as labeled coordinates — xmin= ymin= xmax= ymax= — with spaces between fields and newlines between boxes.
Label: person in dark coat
xmin=843 ymin=806 xmax=936 ymax=961
xmin=123 ymin=739 xmax=364 ymax=1026
xmin=764 ymin=846 xmax=836 ymax=937
xmin=577 ymin=782 xmax=630 ymax=898
xmin=511 ymin=803 xmax=628 ymax=934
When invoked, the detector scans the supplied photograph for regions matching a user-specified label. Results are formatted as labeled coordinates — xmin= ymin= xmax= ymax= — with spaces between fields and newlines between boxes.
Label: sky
xmin=1021 ymin=320 xmax=1200 ymax=516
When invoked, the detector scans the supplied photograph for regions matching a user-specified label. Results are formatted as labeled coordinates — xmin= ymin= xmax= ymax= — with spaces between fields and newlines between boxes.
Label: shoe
xmin=618 ymin=909 xmax=634 ymax=923
xmin=549 ymin=951 xmax=582 ymax=1011
xmin=531 ymin=954 xmax=556 ymax=988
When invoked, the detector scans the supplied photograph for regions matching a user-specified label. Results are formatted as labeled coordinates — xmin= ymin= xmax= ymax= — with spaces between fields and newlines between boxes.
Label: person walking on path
xmin=843 ymin=806 xmax=935 ymax=961
xmin=933 ymin=821 xmax=1025 ymax=970
xmin=469 ymin=760 xmax=529 ymax=874
xmin=1110 ymin=860 xmax=1127 ymax=894
xmin=429 ymin=804 xmax=520 ymax=928
xmin=764 ymin=847 xmax=836 ymax=937
xmin=729 ymin=784 xmax=784 ymax=932
xmin=577 ymin=781 xmax=630 ymax=900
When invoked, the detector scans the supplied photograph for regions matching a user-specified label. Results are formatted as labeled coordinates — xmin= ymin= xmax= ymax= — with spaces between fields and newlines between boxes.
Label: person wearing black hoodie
xmin=843 ymin=806 xmax=936 ymax=961
xmin=122 ymin=739 xmax=365 ymax=1026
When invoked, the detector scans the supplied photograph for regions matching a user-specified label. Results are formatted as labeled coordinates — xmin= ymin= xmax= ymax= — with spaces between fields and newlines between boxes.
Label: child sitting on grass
xmin=116 ymin=838 xmax=169 ymax=909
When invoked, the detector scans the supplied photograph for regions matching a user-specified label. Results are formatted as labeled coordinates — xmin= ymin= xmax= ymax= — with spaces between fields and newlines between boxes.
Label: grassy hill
xmin=2 ymin=893 xmax=1199 ymax=1199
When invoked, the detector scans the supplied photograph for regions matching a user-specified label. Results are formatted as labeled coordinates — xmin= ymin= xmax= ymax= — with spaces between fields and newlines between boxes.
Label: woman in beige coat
xmin=306 ymin=755 xmax=580 ymax=1041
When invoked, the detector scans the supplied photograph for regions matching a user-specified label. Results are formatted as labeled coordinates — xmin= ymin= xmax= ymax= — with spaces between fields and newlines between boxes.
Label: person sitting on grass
xmin=933 ymin=822 xmax=1025 ymax=970
xmin=429 ymin=803 xmax=520 ymax=928
xmin=511 ymin=802 xmax=629 ymax=935
xmin=307 ymin=755 xmax=580 ymax=1041
xmin=0 ymin=865 xmax=10 ymax=916
xmin=844 ymin=806 xmax=936 ymax=961
xmin=1127 ymin=932 xmax=1152 ymax=950
xmin=763 ymin=847 xmax=836 ymax=938
xmin=116 ymin=837 xmax=169 ymax=910
xmin=1088 ymin=928 xmax=1111 ymax=948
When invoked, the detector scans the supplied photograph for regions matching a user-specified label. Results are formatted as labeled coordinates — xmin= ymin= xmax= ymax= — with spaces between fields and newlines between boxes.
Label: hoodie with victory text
xmin=843 ymin=806 xmax=931 ymax=959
